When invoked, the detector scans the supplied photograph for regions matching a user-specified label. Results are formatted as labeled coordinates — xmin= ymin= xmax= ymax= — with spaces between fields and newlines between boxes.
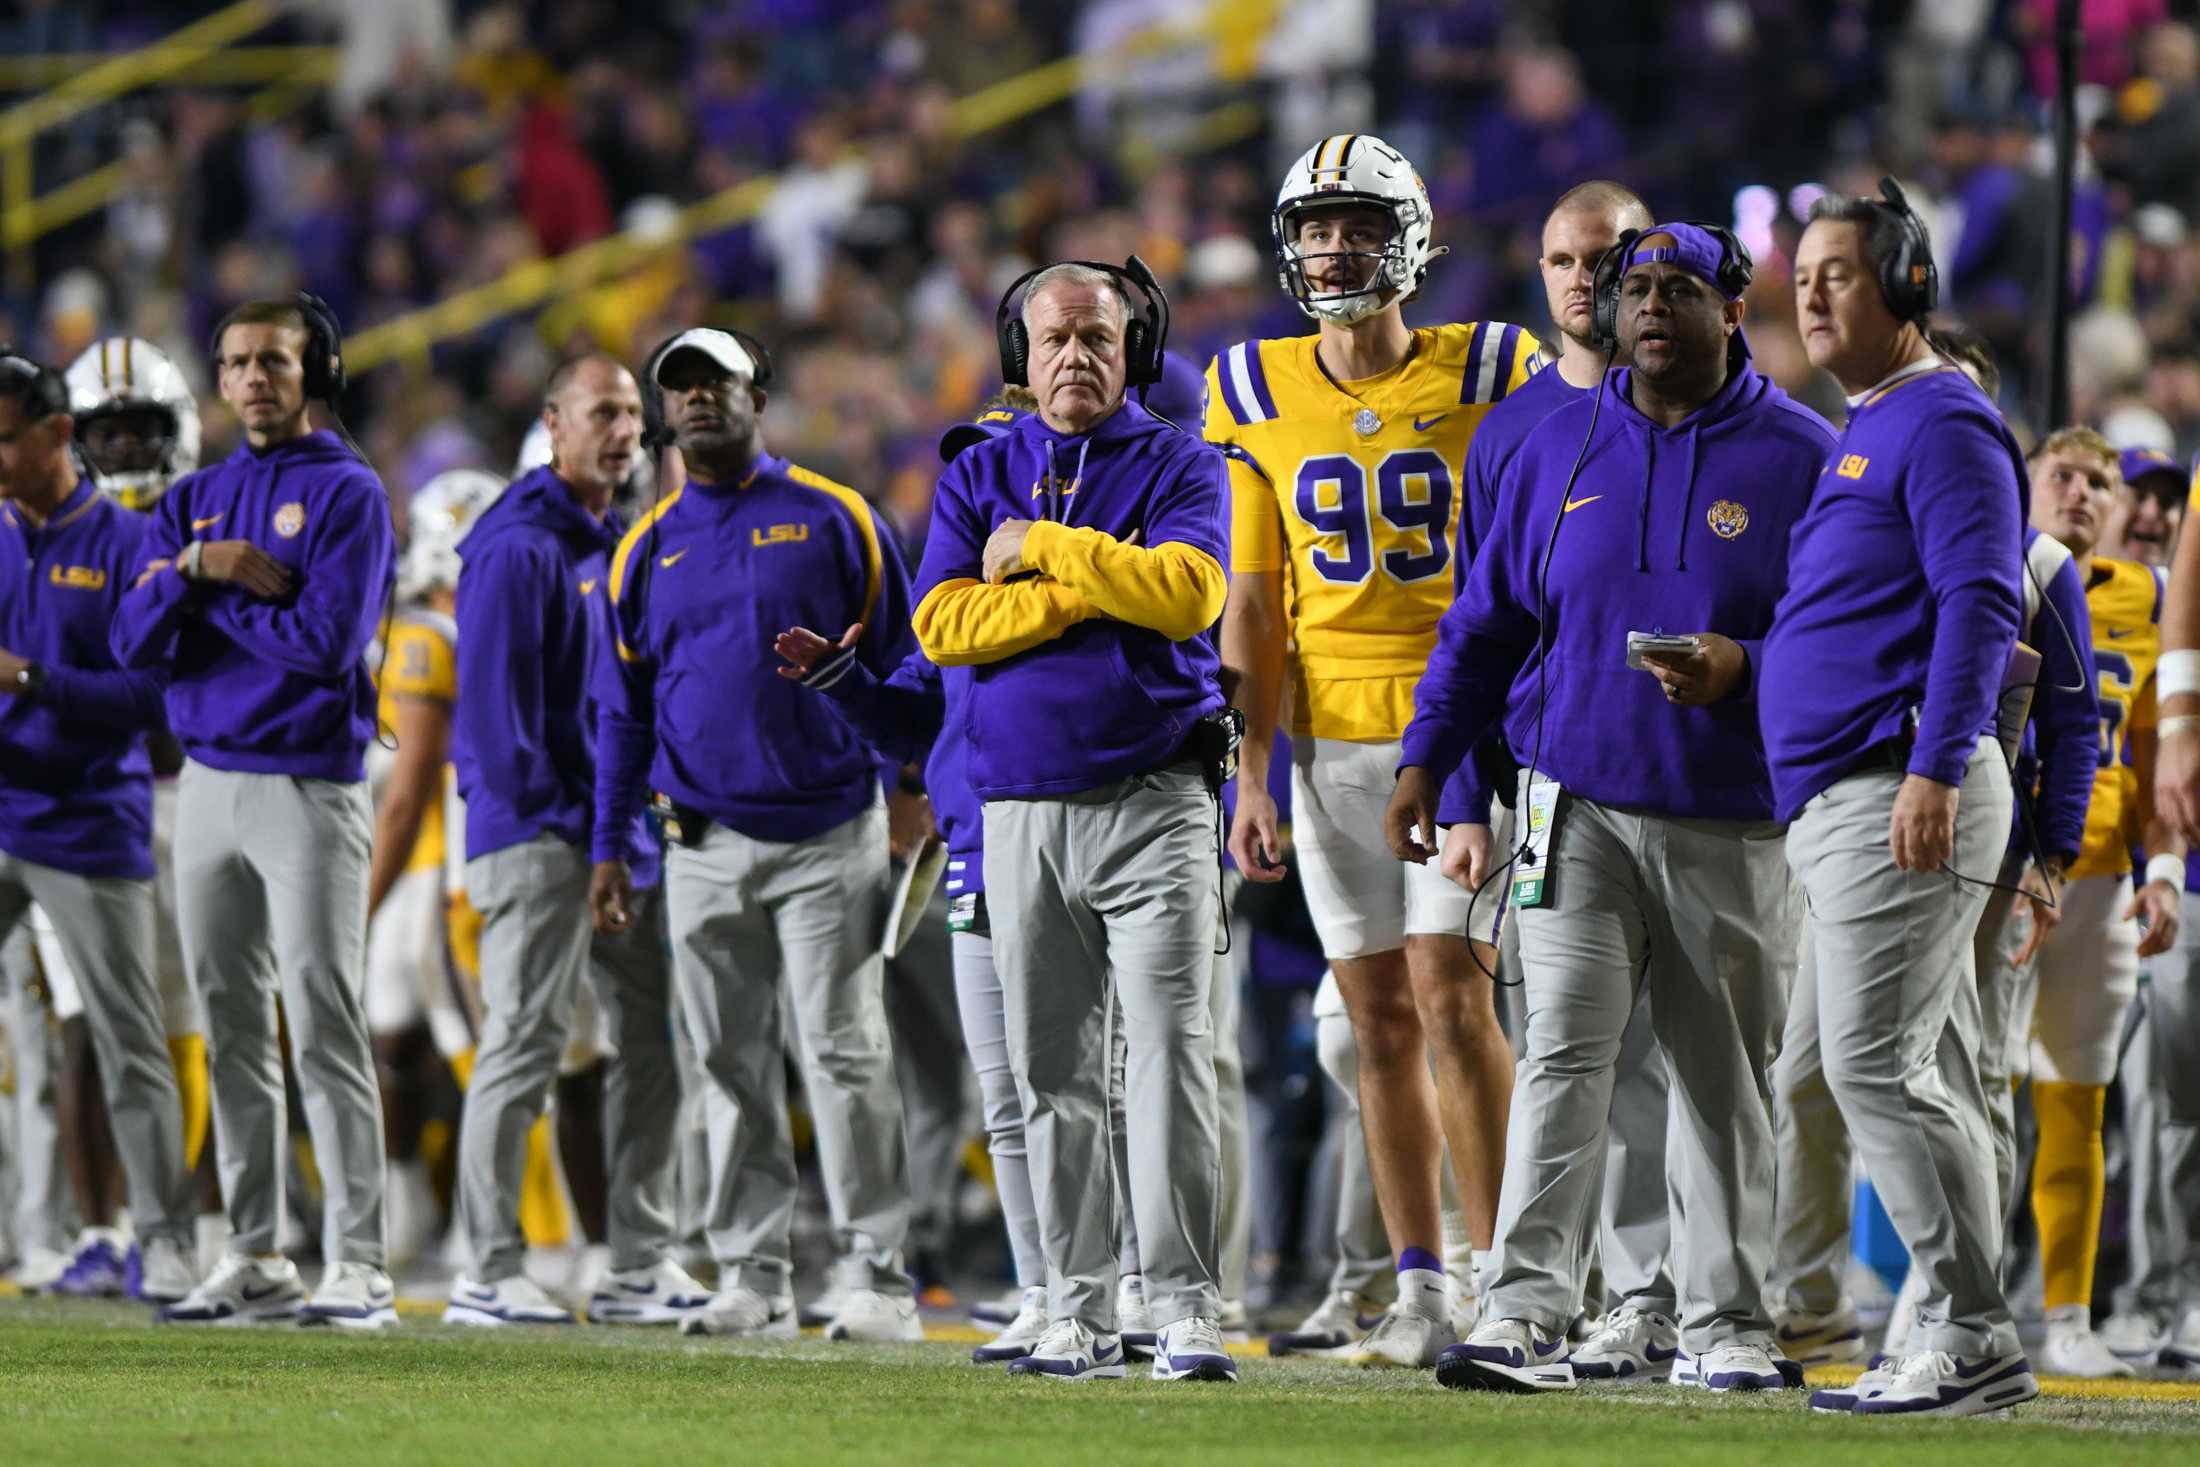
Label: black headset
xmin=638 ymin=327 xmax=776 ymax=450
xmin=0 ymin=347 xmax=70 ymax=419
xmin=1871 ymin=175 xmax=1940 ymax=323
xmin=1589 ymin=223 xmax=1755 ymax=348
xmin=995 ymin=255 xmax=1170 ymax=390
xmin=208 ymin=291 xmax=348 ymax=401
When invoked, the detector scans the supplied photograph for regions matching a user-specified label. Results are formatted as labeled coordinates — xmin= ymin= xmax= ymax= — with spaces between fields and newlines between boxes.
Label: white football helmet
xmin=515 ymin=419 xmax=552 ymax=474
xmin=64 ymin=337 xmax=201 ymax=511
xmin=1271 ymin=134 xmax=1444 ymax=325
xmin=399 ymin=468 xmax=507 ymax=602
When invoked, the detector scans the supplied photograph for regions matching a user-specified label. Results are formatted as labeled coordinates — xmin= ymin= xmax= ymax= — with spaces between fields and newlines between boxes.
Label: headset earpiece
xmin=0 ymin=346 xmax=68 ymax=419
xmin=1874 ymin=176 xmax=1939 ymax=323
xmin=638 ymin=336 xmax=677 ymax=450
xmin=1589 ymin=229 xmax=1641 ymax=350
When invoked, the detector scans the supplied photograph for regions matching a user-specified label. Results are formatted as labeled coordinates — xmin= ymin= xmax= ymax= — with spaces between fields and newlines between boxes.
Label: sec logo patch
xmin=1706 ymin=500 xmax=1748 ymax=540
xmin=273 ymin=502 xmax=305 ymax=538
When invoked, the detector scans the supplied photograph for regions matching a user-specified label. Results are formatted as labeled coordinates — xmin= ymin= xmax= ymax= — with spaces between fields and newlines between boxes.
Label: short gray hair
xmin=1020 ymin=263 xmax=1130 ymax=330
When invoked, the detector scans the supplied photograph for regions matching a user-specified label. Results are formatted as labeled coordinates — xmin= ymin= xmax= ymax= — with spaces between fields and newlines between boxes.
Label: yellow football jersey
xmin=375 ymin=608 xmax=459 ymax=876
xmin=2071 ymin=557 xmax=2167 ymax=880
xmin=1206 ymin=322 xmax=1542 ymax=741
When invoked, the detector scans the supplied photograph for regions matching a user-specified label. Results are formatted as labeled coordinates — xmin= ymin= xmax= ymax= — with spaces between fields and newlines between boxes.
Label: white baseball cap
xmin=652 ymin=328 xmax=759 ymax=384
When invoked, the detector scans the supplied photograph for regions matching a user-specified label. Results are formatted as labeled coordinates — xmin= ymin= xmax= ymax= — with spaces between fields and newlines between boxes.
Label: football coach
xmin=911 ymin=259 xmax=1239 ymax=1384
xmin=1759 ymin=182 xmax=2035 ymax=1419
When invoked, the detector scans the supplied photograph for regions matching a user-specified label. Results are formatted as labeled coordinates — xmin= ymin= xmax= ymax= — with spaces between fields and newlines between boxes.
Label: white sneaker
xmin=972 ymin=1286 xmax=1049 ymax=1363
xmin=677 ymin=1284 xmax=797 ymax=1338
xmin=825 ymin=1288 xmax=922 ymax=1342
xmin=1116 ymin=1273 xmax=1155 ymax=1359
xmin=1151 ymin=1316 xmax=1238 ymax=1382
xmin=589 ymin=1259 xmax=715 ymax=1326
xmin=1005 ymin=1318 xmax=1126 ymax=1381
xmin=1809 ymin=1356 xmax=1902 ymax=1413
xmin=2161 ymin=1308 xmax=2200 ymax=1378
xmin=1773 ymin=1302 xmax=1867 ymax=1365
xmin=2041 ymin=1305 xmax=2138 ymax=1378
xmin=156 ymin=1253 xmax=304 ymax=1325
xmin=1347 ymin=1307 xmax=1454 ymax=1368
xmin=1851 ymin=1350 xmax=2039 ymax=1417
xmin=1435 ymin=1317 xmax=1575 ymax=1393
xmin=1447 ymin=1274 xmax=1478 ymax=1338
xmin=969 ymin=1285 xmax=1025 ymax=1328
xmin=1690 ymin=1341 xmax=1800 ymax=1393
xmin=1265 ymin=1289 xmax=1387 ymax=1358
xmin=1216 ymin=1297 xmax=1251 ymax=1341
xmin=300 ymin=1262 xmax=399 ymax=1330
xmin=799 ymin=1272 xmax=852 ymax=1328
xmin=10 ymin=1244 xmax=69 ymax=1291
xmin=2098 ymin=1309 xmax=2167 ymax=1363
xmin=1571 ymin=1306 xmax=1679 ymax=1383
xmin=134 ymin=1237 xmax=196 ymax=1305
xmin=442 ymin=1273 xmax=575 ymax=1326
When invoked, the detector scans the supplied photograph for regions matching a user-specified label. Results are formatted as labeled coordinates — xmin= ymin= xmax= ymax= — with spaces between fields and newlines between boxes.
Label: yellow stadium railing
xmin=0 ymin=47 xmax=336 ymax=93
xmin=344 ymin=7 xmax=1255 ymax=374
xmin=0 ymin=0 xmax=287 ymax=289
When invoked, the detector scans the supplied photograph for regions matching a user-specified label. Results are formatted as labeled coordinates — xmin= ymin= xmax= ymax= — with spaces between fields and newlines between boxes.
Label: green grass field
xmin=4 ymin=1295 xmax=2197 ymax=1466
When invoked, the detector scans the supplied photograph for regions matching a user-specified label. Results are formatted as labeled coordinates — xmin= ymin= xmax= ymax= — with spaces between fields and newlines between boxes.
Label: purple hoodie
xmin=1400 ymin=361 xmax=1833 ymax=821
xmin=109 ymin=430 xmax=394 ymax=782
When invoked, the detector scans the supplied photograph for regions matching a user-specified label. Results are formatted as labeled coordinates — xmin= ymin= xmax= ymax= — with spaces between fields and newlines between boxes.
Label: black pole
xmin=2046 ymin=0 xmax=2080 ymax=428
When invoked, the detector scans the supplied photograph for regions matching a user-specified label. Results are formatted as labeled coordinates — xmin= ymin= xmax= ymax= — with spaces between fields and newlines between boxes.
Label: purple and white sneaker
xmin=1571 ymin=1306 xmax=1678 ymax=1383
xmin=47 ymin=1229 xmax=132 ymax=1298
xmin=1006 ymin=1320 xmax=1126 ymax=1382
xmin=1435 ymin=1317 xmax=1575 ymax=1392
xmin=1852 ymin=1351 xmax=2038 ymax=1418
xmin=1151 ymin=1318 xmax=1238 ymax=1382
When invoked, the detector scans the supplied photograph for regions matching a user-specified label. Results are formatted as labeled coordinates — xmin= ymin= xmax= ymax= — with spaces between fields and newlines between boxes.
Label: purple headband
xmin=1624 ymin=223 xmax=1744 ymax=300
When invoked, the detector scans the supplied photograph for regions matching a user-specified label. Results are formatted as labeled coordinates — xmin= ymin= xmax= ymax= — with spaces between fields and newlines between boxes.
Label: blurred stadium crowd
xmin=7 ymin=0 xmax=2200 ymax=1313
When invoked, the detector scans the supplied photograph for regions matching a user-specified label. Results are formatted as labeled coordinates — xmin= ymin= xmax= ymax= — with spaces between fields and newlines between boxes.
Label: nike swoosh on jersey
xmin=1413 ymin=413 xmax=1448 ymax=432
xmin=1563 ymin=495 xmax=1605 ymax=513
xmin=579 ymin=579 xmax=598 ymax=595
xmin=2107 ymin=627 xmax=2135 ymax=639
xmin=191 ymin=515 xmax=224 ymax=530
xmin=660 ymin=549 xmax=688 ymax=567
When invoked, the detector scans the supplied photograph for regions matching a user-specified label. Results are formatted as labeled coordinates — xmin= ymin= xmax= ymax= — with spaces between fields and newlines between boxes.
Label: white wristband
xmin=2159 ymin=648 xmax=2200 ymax=702
xmin=2146 ymin=853 xmax=2185 ymax=892
xmin=179 ymin=540 xmax=204 ymax=580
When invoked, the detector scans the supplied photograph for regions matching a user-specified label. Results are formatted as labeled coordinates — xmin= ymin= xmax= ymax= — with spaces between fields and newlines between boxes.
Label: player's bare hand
xmin=1384 ymin=766 xmax=1441 ymax=865
xmin=2128 ymin=874 xmax=2182 ymax=958
xmin=887 ymin=784 xmax=934 ymax=861
xmin=2011 ymin=860 xmax=2061 ymax=967
xmin=2157 ymin=721 xmax=2200 ymax=846
xmin=1640 ymin=633 xmax=1747 ymax=706
xmin=193 ymin=539 xmax=291 ymax=598
xmin=1440 ymin=821 xmax=1494 ymax=893
xmin=590 ymin=859 xmax=633 ymax=934
xmin=1889 ymin=774 xmax=1958 ymax=872
xmin=775 ymin=622 xmax=861 ymax=680
xmin=983 ymin=519 xmax=1036 ymax=584
xmin=0 ymin=648 xmax=26 ymax=693
xmin=1229 ymin=784 xmax=1287 ymax=883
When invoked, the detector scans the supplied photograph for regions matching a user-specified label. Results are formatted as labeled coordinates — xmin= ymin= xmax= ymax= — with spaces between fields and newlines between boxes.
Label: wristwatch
xmin=15 ymin=662 xmax=44 ymax=696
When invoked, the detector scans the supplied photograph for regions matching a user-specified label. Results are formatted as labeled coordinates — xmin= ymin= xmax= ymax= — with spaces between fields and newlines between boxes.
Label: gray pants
xmin=885 ymin=889 xmax=969 ymax=1268
xmin=1594 ymin=992 xmax=1677 ymax=1316
xmin=5 ymin=920 xmax=75 ymax=1255
xmin=2117 ymin=890 xmax=2200 ymax=1321
xmin=1773 ymin=848 xmax=2030 ymax=1316
xmin=1489 ymin=790 xmax=1794 ymax=1353
xmin=1785 ymin=740 xmax=2015 ymax=1356
xmin=0 ymin=853 xmax=192 ymax=1248
xmin=953 ymin=920 xmax=1045 ymax=1290
xmin=666 ymin=802 xmax=912 ymax=1297
xmin=175 ymin=761 xmax=384 ymax=1265
xmin=1113 ymin=942 xmax=1251 ymax=1300
xmin=455 ymin=833 xmax=679 ymax=1281
xmin=986 ymin=767 xmax=1222 ymax=1331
